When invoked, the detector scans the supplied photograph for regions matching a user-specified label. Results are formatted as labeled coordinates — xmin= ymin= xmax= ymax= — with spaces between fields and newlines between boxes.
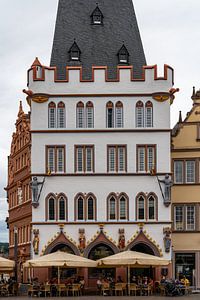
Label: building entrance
xmin=130 ymin=243 xmax=155 ymax=280
xmin=51 ymin=244 xmax=76 ymax=280
xmin=175 ymin=253 xmax=195 ymax=286
xmin=88 ymin=243 xmax=115 ymax=279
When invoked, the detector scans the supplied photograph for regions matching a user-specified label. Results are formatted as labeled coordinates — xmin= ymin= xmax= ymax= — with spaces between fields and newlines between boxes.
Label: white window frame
xmin=186 ymin=205 xmax=195 ymax=231
xmin=145 ymin=106 xmax=153 ymax=127
xmin=86 ymin=106 xmax=94 ymax=128
xmin=186 ymin=160 xmax=195 ymax=183
xmin=174 ymin=206 xmax=184 ymax=231
xmin=174 ymin=161 xmax=184 ymax=184
xmin=115 ymin=106 xmax=123 ymax=128
xmin=136 ymin=106 xmax=144 ymax=128
xmin=57 ymin=106 xmax=65 ymax=128
xmin=48 ymin=106 xmax=56 ymax=128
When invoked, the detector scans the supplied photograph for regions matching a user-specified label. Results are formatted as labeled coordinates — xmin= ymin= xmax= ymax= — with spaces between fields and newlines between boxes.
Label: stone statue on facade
xmin=30 ymin=177 xmax=44 ymax=207
xmin=32 ymin=229 xmax=40 ymax=255
xmin=159 ymin=174 xmax=173 ymax=206
xmin=118 ymin=228 xmax=125 ymax=251
xmin=78 ymin=229 xmax=86 ymax=254
xmin=163 ymin=227 xmax=172 ymax=253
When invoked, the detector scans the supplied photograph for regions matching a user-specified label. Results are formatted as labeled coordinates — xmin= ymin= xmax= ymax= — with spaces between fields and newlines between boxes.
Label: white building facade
xmin=25 ymin=0 xmax=175 ymax=284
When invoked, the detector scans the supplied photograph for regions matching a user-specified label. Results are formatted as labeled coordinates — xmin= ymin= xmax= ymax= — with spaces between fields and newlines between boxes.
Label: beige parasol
xmin=23 ymin=251 xmax=97 ymax=268
xmin=0 ymin=257 xmax=15 ymax=273
xmin=23 ymin=251 xmax=97 ymax=284
xmin=97 ymin=250 xmax=170 ymax=295
xmin=97 ymin=250 xmax=170 ymax=267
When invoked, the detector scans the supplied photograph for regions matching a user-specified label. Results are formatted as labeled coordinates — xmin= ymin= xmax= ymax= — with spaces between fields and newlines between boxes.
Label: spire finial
xmin=18 ymin=101 xmax=24 ymax=118
xmin=193 ymin=86 xmax=196 ymax=97
xmin=31 ymin=57 xmax=42 ymax=67
xmin=178 ymin=111 xmax=182 ymax=123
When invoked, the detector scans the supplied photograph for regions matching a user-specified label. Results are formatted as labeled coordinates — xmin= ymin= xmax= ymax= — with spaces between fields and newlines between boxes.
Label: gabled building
xmin=6 ymin=102 xmax=31 ymax=282
xmin=172 ymin=87 xmax=200 ymax=287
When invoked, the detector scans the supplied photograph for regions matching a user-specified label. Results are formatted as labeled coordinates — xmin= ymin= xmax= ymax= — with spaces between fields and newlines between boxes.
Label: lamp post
xmin=14 ymin=225 xmax=18 ymax=283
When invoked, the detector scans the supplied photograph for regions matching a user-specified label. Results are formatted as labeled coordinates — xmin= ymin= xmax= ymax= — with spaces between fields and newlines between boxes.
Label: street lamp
xmin=14 ymin=225 xmax=18 ymax=283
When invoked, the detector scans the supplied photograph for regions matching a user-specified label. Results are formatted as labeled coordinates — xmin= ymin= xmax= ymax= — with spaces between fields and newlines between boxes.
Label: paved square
xmin=0 ymin=295 xmax=199 ymax=300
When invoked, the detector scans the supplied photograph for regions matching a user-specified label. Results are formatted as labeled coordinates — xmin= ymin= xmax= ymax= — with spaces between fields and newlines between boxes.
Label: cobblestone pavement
xmin=0 ymin=296 xmax=199 ymax=300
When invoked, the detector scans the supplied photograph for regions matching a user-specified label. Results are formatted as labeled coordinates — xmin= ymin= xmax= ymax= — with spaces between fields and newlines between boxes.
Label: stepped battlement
xmin=27 ymin=60 xmax=174 ymax=96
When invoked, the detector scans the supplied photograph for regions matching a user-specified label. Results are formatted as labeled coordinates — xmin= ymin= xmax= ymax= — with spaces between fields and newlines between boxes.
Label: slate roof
xmin=50 ymin=0 xmax=147 ymax=80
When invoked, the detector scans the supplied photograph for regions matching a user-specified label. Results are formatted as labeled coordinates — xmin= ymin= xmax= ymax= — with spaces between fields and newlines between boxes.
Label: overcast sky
xmin=0 ymin=0 xmax=200 ymax=242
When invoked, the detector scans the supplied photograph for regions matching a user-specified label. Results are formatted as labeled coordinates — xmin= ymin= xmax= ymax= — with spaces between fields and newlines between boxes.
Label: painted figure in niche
xmin=32 ymin=229 xmax=40 ymax=255
xmin=163 ymin=227 xmax=172 ymax=253
xmin=159 ymin=174 xmax=173 ymax=206
xmin=79 ymin=229 xmax=86 ymax=253
xmin=118 ymin=228 xmax=125 ymax=250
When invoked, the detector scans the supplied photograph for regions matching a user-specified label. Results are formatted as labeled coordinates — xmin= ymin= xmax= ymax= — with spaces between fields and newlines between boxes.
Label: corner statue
xmin=30 ymin=177 xmax=44 ymax=208
xmin=159 ymin=174 xmax=173 ymax=207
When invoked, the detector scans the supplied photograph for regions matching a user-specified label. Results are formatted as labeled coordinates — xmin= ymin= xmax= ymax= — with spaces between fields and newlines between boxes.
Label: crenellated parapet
xmin=27 ymin=58 xmax=174 ymax=97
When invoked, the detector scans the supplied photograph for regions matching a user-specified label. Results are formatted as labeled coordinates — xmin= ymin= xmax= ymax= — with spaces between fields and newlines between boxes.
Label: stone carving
xmin=30 ymin=177 xmax=44 ymax=208
xmin=163 ymin=227 xmax=172 ymax=253
xmin=33 ymin=229 xmax=40 ymax=255
xmin=159 ymin=174 xmax=173 ymax=206
xmin=78 ymin=229 xmax=86 ymax=253
xmin=118 ymin=228 xmax=125 ymax=250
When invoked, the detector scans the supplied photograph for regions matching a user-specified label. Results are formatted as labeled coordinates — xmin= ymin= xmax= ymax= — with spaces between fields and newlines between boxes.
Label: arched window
xmin=148 ymin=195 xmax=156 ymax=220
xmin=106 ymin=102 xmax=114 ymax=128
xmin=145 ymin=101 xmax=153 ymax=127
xmin=115 ymin=101 xmax=123 ymax=128
xmin=137 ymin=195 xmax=145 ymax=220
xmin=86 ymin=101 xmax=94 ymax=128
xmin=57 ymin=102 xmax=66 ymax=128
xmin=87 ymin=196 xmax=95 ymax=220
xmin=58 ymin=196 xmax=67 ymax=221
xmin=48 ymin=197 xmax=56 ymax=220
xmin=119 ymin=195 xmax=127 ymax=220
xmin=48 ymin=102 xmax=56 ymax=128
xmin=136 ymin=101 xmax=144 ymax=128
xmin=108 ymin=196 xmax=117 ymax=220
xmin=76 ymin=102 xmax=84 ymax=128
xmin=77 ymin=196 xmax=84 ymax=220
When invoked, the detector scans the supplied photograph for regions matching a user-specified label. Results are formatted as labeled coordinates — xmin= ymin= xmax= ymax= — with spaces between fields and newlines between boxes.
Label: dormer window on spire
xmin=68 ymin=40 xmax=81 ymax=61
xmin=117 ymin=44 xmax=129 ymax=64
xmin=91 ymin=4 xmax=103 ymax=25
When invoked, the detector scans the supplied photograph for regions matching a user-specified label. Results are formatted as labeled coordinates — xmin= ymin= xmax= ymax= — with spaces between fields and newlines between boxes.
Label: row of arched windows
xmin=46 ymin=192 xmax=158 ymax=221
xmin=48 ymin=100 xmax=153 ymax=129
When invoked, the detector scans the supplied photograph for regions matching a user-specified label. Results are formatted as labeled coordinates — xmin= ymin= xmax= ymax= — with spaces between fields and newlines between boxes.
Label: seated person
xmin=131 ymin=276 xmax=137 ymax=284
xmin=181 ymin=276 xmax=189 ymax=286
xmin=117 ymin=276 xmax=123 ymax=283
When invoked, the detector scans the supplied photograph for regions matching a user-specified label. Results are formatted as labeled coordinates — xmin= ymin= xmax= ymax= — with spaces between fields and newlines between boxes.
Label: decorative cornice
xmin=31 ymin=172 xmax=171 ymax=178
xmin=31 ymin=129 xmax=171 ymax=133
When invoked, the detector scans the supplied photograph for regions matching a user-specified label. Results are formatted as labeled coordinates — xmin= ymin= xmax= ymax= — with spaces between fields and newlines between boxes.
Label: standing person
xmin=97 ymin=277 xmax=102 ymax=294
xmin=79 ymin=277 xmax=85 ymax=295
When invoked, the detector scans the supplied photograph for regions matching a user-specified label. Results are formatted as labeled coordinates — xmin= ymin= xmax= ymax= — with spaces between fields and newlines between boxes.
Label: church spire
xmin=18 ymin=101 xmax=24 ymax=118
xmin=50 ymin=0 xmax=146 ymax=80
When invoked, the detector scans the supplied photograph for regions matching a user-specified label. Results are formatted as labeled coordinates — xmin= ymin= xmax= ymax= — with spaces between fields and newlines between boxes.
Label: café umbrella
xmin=97 ymin=250 xmax=170 ymax=294
xmin=0 ymin=257 xmax=15 ymax=273
xmin=23 ymin=251 xmax=97 ymax=283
